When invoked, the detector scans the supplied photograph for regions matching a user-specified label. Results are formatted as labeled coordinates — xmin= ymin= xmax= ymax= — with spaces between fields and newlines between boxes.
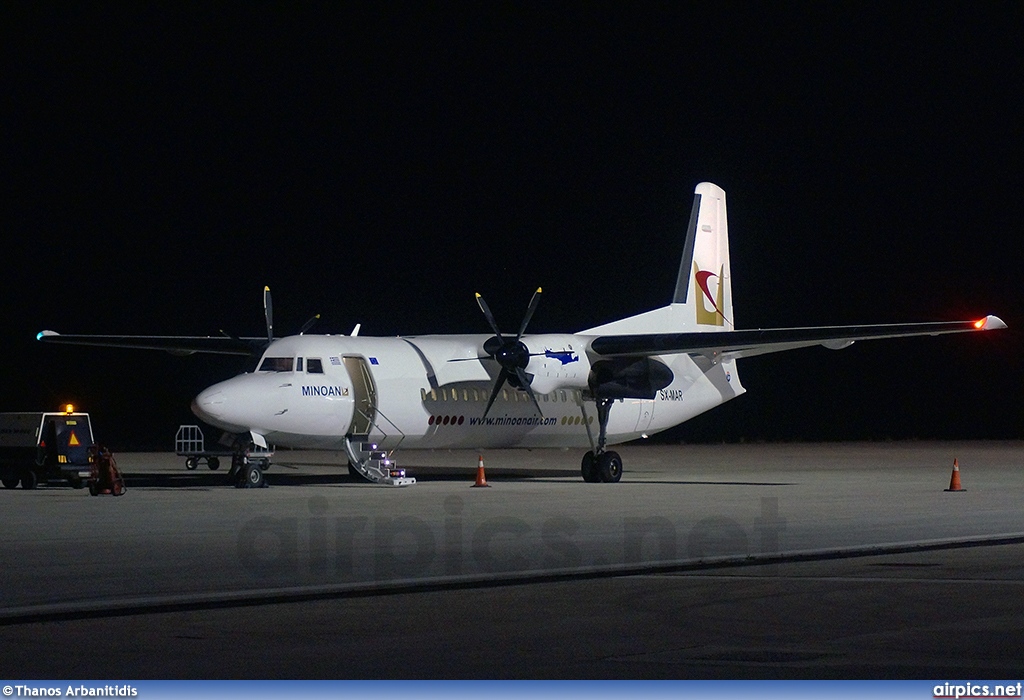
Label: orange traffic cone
xmin=944 ymin=458 xmax=966 ymax=492
xmin=472 ymin=454 xmax=491 ymax=488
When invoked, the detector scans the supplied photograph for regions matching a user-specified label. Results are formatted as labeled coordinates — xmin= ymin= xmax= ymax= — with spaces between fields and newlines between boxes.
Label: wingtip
xmin=36 ymin=330 xmax=58 ymax=340
xmin=978 ymin=315 xmax=1008 ymax=330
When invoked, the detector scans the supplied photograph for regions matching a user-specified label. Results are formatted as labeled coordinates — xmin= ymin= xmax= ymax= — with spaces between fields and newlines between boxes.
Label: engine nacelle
xmin=523 ymin=334 xmax=592 ymax=395
xmin=588 ymin=356 xmax=674 ymax=399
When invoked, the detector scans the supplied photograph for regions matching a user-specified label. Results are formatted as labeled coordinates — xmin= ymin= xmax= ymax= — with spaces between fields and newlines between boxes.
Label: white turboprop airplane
xmin=38 ymin=182 xmax=1006 ymax=487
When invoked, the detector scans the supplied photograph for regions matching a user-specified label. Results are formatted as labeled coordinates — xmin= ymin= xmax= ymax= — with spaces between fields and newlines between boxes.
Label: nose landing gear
xmin=227 ymin=454 xmax=268 ymax=488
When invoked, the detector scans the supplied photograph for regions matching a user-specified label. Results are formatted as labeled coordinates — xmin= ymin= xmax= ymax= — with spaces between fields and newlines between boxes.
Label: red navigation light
xmin=973 ymin=319 xmax=985 ymax=329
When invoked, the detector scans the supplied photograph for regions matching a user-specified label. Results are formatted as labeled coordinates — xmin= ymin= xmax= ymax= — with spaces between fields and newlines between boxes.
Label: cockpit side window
xmin=259 ymin=357 xmax=294 ymax=372
xmin=307 ymin=358 xmax=324 ymax=374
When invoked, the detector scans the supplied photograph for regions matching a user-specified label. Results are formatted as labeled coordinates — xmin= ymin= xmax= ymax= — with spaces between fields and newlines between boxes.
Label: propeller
xmin=221 ymin=288 xmax=321 ymax=357
xmin=475 ymin=287 xmax=544 ymax=418
xmin=265 ymin=286 xmax=323 ymax=338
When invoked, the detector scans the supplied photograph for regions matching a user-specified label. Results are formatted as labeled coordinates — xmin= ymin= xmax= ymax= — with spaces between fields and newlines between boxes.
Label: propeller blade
xmin=475 ymin=293 xmax=504 ymax=341
xmin=515 ymin=367 xmax=543 ymax=416
xmin=516 ymin=287 xmax=542 ymax=340
xmin=449 ymin=350 xmax=552 ymax=363
xmin=263 ymin=286 xmax=274 ymax=344
xmin=482 ymin=368 xmax=509 ymax=420
xmin=299 ymin=314 xmax=321 ymax=335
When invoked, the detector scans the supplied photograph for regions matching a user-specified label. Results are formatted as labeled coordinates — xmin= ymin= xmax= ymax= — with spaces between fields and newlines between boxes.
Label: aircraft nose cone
xmin=191 ymin=381 xmax=252 ymax=434
xmin=192 ymin=388 xmax=225 ymax=421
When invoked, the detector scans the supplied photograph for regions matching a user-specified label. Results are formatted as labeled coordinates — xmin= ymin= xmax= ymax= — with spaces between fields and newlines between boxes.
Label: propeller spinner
xmin=475 ymin=288 xmax=544 ymax=419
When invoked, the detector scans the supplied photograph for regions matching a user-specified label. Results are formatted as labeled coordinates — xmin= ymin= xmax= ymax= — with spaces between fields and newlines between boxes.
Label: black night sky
xmin=3 ymin=4 xmax=1021 ymax=450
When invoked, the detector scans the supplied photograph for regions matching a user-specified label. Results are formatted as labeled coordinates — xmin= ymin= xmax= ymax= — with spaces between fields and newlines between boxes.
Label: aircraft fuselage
xmin=192 ymin=333 xmax=744 ymax=451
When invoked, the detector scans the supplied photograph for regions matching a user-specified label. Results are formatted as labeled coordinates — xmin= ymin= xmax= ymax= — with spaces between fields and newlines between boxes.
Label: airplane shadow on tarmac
xmin=118 ymin=470 xmax=797 ymax=489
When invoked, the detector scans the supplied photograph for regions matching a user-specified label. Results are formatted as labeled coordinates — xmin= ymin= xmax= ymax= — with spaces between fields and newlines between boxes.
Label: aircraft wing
xmin=35 ymin=330 xmax=262 ymax=356
xmin=587 ymin=315 xmax=1007 ymax=360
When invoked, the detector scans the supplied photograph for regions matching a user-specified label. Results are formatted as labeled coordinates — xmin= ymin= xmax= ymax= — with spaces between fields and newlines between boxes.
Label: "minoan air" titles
xmin=301 ymin=385 xmax=346 ymax=397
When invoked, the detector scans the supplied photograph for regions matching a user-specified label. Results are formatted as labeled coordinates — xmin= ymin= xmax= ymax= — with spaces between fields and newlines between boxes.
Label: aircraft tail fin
xmin=582 ymin=182 xmax=734 ymax=335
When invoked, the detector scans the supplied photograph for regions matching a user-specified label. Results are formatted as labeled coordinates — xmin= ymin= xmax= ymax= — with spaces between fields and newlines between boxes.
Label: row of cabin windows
xmin=259 ymin=356 xmax=325 ymax=374
xmin=421 ymin=387 xmax=583 ymax=404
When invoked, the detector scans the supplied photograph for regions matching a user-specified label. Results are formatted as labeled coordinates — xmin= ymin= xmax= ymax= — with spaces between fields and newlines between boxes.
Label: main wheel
xmin=597 ymin=451 xmax=623 ymax=483
xmin=2 ymin=477 xmax=19 ymax=489
xmin=581 ymin=451 xmax=600 ymax=483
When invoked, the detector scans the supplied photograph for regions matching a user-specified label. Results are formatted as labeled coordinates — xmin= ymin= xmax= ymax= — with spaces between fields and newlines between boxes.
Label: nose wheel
xmin=227 ymin=454 xmax=266 ymax=488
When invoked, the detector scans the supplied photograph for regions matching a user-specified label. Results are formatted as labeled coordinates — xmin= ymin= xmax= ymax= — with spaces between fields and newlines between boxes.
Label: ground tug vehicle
xmin=0 ymin=407 xmax=94 ymax=489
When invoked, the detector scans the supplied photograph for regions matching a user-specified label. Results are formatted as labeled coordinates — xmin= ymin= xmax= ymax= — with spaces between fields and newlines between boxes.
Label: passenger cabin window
xmin=259 ymin=357 xmax=293 ymax=372
xmin=307 ymin=358 xmax=324 ymax=374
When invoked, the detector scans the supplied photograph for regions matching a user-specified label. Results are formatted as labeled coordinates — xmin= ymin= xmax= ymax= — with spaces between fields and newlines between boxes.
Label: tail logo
xmin=693 ymin=262 xmax=726 ymax=326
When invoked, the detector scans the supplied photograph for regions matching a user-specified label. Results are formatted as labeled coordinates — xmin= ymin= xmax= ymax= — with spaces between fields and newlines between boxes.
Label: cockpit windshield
xmin=258 ymin=356 xmax=293 ymax=372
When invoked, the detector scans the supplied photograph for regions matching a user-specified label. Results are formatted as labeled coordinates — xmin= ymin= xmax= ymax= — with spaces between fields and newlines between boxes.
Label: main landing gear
xmin=580 ymin=397 xmax=623 ymax=483
xmin=581 ymin=450 xmax=623 ymax=483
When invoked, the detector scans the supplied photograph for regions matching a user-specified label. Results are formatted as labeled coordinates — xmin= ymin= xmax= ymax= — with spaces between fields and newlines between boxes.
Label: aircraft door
xmin=343 ymin=357 xmax=378 ymax=435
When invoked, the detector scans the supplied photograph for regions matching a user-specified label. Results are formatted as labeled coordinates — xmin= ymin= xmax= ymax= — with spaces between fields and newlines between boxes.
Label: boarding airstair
xmin=344 ymin=434 xmax=415 ymax=486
